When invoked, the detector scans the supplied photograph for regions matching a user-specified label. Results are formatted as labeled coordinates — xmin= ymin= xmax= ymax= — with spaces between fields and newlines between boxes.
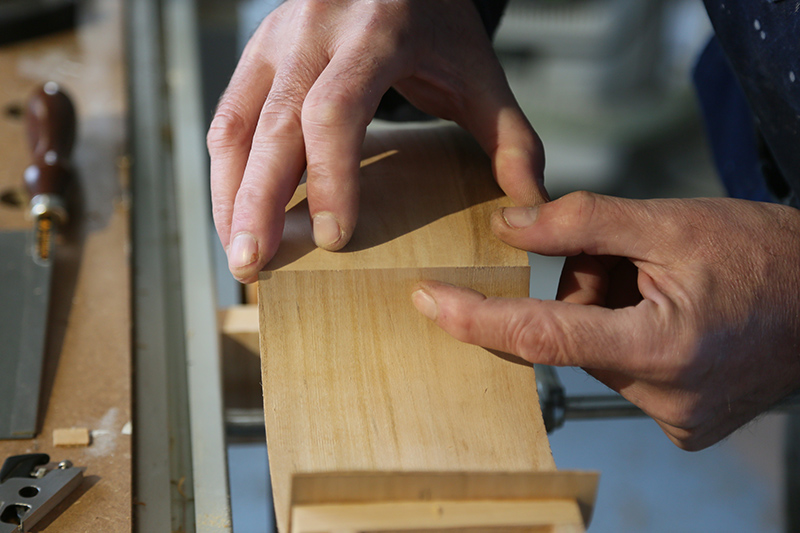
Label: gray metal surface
xmin=130 ymin=0 xmax=233 ymax=530
xmin=163 ymin=0 xmax=232 ymax=529
xmin=0 ymin=463 xmax=83 ymax=533
xmin=129 ymin=0 xmax=197 ymax=531
xmin=0 ymin=230 xmax=52 ymax=440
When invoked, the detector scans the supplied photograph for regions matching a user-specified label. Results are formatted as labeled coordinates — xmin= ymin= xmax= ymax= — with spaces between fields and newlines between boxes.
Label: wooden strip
xmin=290 ymin=471 xmax=599 ymax=527
xmin=291 ymin=500 xmax=584 ymax=533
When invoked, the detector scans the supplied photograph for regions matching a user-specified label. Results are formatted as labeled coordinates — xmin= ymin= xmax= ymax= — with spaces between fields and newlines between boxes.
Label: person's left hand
xmin=412 ymin=192 xmax=800 ymax=450
xmin=208 ymin=0 xmax=546 ymax=283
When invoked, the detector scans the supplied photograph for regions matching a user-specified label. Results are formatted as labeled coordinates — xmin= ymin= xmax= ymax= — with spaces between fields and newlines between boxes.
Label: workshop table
xmin=0 ymin=0 xmax=131 ymax=529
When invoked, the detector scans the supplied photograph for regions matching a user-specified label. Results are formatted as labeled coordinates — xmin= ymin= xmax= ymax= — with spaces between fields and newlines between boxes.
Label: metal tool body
xmin=0 ymin=454 xmax=83 ymax=532
xmin=0 ymin=83 xmax=76 ymax=440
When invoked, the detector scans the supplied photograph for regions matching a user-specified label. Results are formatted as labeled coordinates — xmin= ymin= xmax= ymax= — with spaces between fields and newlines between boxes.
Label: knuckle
xmin=303 ymin=87 xmax=361 ymax=130
xmin=207 ymin=104 xmax=253 ymax=154
xmin=295 ymin=0 xmax=331 ymax=22
xmin=558 ymin=190 xmax=600 ymax=230
xmin=515 ymin=313 xmax=569 ymax=365
xmin=256 ymin=103 xmax=304 ymax=146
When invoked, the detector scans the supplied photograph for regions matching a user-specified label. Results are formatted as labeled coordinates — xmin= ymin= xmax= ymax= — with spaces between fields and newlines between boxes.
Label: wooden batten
xmin=289 ymin=471 xmax=600 ymax=532
xmin=259 ymin=124 xmax=593 ymax=533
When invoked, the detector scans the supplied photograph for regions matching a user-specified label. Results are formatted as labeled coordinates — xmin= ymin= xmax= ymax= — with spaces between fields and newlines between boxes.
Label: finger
xmin=449 ymin=57 xmax=547 ymax=206
xmin=411 ymin=280 xmax=654 ymax=371
xmin=227 ymin=51 xmax=328 ymax=282
xmin=301 ymin=42 xmax=409 ymax=250
xmin=490 ymin=191 xmax=668 ymax=261
xmin=395 ymin=14 xmax=547 ymax=207
xmin=468 ymin=100 xmax=548 ymax=207
xmin=207 ymin=41 xmax=277 ymax=249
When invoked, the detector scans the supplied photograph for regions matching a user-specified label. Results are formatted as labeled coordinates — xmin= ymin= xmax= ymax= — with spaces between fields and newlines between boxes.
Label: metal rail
xmin=130 ymin=0 xmax=232 ymax=530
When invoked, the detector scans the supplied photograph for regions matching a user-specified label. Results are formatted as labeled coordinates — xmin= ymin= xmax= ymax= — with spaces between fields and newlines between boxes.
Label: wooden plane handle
xmin=24 ymin=82 xmax=76 ymax=198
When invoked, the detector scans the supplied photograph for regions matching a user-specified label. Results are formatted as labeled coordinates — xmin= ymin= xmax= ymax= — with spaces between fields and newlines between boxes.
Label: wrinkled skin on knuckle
xmin=392 ymin=3 xmax=489 ymax=121
xmin=257 ymin=105 xmax=305 ymax=146
xmin=294 ymin=0 xmax=337 ymax=26
xmin=553 ymin=191 xmax=599 ymax=236
xmin=303 ymin=84 xmax=367 ymax=133
xmin=514 ymin=312 xmax=571 ymax=366
xmin=360 ymin=0 xmax=413 ymax=41
xmin=207 ymin=103 xmax=252 ymax=156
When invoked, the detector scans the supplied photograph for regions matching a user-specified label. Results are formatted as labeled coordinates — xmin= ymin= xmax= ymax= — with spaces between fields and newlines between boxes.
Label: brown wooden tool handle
xmin=24 ymin=82 xmax=76 ymax=197
xmin=24 ymin=161 xmax=73 ymax=199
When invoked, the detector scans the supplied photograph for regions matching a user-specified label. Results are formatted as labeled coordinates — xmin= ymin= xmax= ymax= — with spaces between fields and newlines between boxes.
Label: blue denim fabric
xmin=700 ymin=0 xmax=800 ymax=207
xmin=693 ymin=37 xmax=774 ymax=202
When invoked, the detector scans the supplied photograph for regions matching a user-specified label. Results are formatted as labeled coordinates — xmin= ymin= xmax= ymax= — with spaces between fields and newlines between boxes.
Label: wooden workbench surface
xmin=0 ymin=0 xmax=131 ymax=530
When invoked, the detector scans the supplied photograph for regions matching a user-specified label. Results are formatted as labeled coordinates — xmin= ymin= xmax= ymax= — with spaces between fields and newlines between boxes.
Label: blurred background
xmin=197 ymin=0 xmax=789 ymax=531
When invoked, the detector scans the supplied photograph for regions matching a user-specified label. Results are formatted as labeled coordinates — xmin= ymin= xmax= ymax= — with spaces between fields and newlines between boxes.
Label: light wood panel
xmin=260 ymin=124 xmax=568 ymax=533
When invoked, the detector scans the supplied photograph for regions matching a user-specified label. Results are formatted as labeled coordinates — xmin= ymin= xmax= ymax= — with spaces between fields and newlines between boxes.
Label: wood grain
xmin=0 ymin=0 xmax=131 ymax=530
xmin=291 ymin=472 xmax=599 ymax=527
xmin=291 ymin=500 xmax=584 ymax=533
xmin=260 ymin=124 xmax=557 ymax=533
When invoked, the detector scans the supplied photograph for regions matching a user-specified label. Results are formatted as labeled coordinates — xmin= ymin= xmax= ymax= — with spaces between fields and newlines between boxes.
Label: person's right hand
xmin=413 ymin=193 xmax=800 ymax=450
xmin=207 ymin=0 xmax=547 ymax=283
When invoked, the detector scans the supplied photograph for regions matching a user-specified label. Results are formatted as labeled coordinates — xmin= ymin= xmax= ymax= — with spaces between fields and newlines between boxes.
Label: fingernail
xmin=229 ymin=232 xmax=258 ymax=269
xmin=502 ymin=206 xmax=539 ymax=228
xmin=411 ymin=289 xmax=438 ymax=321
xmin=313 ymin=213 xmax=343 ymax=249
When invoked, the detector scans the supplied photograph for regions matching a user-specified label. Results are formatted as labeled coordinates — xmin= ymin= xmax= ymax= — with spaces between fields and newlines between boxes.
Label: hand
xmin=208 ymin=0 xmax=547 ymax=283
xmin=412 ymin=192 xmax=800 ymax=450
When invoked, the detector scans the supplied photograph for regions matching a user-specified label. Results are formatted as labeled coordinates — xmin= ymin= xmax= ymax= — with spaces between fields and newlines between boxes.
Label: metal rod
xmin=564 ymin=395 xmax=646 ymax=420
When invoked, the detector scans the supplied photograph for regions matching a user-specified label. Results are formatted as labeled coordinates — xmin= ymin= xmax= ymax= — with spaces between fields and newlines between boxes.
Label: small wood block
xmin=219 ymin=304 xmax=263 ymax=410
xmin=219 ymin=304 xmax=260 ymax=357
xmin=53 ymin=427 xmax=91 ymax=447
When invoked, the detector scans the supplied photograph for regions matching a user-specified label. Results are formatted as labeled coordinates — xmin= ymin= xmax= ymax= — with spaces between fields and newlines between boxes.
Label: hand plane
xmin=0 ymin=454 xmax=83 ymax=532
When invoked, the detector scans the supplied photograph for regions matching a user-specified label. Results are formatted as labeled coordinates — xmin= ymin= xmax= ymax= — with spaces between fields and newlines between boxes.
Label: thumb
xmin=491 ymin=191 xmax=667 ymax=260
xmin=411 ymin=280 xmax=655 ymax=371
